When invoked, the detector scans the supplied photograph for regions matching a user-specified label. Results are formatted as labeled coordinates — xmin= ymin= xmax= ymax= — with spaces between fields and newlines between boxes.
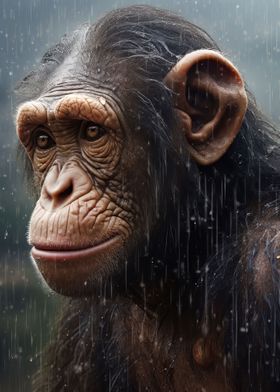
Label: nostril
xmin=56 ymin=183 xmax=73 ymax=202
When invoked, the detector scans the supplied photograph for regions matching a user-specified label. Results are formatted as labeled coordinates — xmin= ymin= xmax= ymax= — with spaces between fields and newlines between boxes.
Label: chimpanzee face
xmin=16 ymin=24 xmax=247 ymax=296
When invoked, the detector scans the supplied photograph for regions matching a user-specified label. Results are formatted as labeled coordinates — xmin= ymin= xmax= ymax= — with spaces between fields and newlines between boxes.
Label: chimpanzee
xmin=15 ymin=5 xmax=280 ymax=392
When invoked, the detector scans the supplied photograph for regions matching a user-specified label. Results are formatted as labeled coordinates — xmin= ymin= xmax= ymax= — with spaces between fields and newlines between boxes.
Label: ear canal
xmin=164 ymin=50 xmax=248 ymax=165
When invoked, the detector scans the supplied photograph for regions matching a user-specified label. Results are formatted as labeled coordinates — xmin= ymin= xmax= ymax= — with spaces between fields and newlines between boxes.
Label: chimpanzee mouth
xmin=31 ymin=235 xmax=122 ymax=262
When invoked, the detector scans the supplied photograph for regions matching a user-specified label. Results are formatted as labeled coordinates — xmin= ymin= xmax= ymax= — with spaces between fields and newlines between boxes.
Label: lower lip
xmin=31 ymin=236 xmax=121 ymax=262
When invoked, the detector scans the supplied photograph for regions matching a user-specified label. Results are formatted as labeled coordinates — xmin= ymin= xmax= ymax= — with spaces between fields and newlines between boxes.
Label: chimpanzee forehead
xmin=41 ymin=57 xmax=112 ymax=96
xmin=36 ymin=42 xmax=128 ymax=115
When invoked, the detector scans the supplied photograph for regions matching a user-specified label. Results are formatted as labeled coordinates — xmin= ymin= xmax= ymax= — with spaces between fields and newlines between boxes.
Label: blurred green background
xmin=1 ymin=0 xmax=280 ymax=390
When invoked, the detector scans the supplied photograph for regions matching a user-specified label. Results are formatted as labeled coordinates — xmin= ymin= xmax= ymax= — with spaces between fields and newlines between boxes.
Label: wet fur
xmin=16 ymin=5 xmax=280 ymax=391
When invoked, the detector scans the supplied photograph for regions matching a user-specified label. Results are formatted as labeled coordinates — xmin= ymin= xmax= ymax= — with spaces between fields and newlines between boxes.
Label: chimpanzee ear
xmin=164 ymin=50 xmax=248 ymax=165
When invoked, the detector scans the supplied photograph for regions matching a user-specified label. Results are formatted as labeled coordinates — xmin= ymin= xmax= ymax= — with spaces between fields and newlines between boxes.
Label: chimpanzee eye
xmin=34 ymin=129 xmax=55 ymax=150
xmin=80 ymin=122 xmax=106 ymax=142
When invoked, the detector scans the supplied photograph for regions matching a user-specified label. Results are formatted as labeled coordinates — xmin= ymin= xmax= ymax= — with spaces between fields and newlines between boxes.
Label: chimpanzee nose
xmin=40 ymin=163 xmax=92 ymax=210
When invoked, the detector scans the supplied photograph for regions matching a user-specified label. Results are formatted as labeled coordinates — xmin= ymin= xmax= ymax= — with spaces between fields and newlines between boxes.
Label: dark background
xmin=0 ymin=0 xmax=280 ymax=390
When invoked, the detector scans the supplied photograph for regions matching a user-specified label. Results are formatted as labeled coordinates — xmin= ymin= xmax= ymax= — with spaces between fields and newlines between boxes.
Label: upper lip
xmin=31 ymin=235 xmax=118 ymax=252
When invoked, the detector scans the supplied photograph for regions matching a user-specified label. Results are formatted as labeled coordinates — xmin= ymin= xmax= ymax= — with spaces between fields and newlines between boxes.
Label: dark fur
xmin=16 ymin=6 xmax=280 ymax=391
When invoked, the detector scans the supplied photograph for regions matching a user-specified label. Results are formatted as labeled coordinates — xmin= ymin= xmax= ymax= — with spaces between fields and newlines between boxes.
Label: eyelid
xmin=33 ymin=126 xmax=53 ymax=138
xmin=80 ymin=120 xmax=106 ymax=130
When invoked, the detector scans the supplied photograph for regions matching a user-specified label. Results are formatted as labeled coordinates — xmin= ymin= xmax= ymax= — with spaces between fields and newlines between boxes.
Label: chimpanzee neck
xmin=47 ymin=295 xmax=230 ymax=392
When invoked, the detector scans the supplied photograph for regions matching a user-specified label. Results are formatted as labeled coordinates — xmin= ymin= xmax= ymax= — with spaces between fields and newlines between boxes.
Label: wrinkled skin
xmin=17 ymin=92 xmax=153 ymax=295
xmin=16 ymin=44 xmax=247 ymax=300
